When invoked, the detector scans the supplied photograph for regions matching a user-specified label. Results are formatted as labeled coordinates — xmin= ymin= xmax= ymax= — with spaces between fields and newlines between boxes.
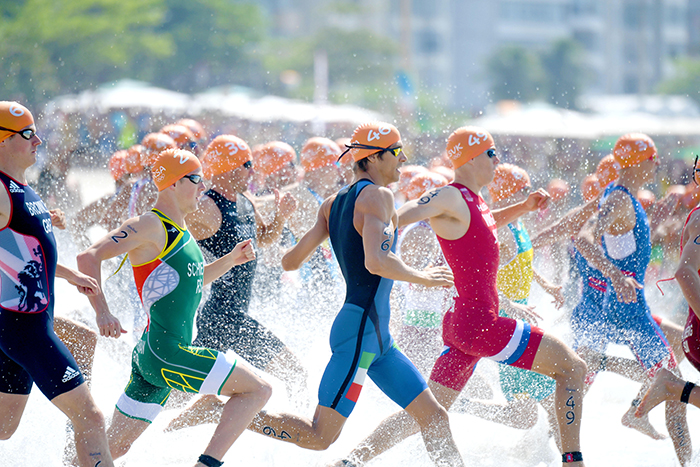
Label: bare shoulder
xmin=603 ymin=189 xmax=633 ymax=212
xmin=320 ymin=193 xmax=337 ymax=220
xmin=193 ymin=194 xmax=221 ymax=221
xmin=0 ymin=180 xmax=10 ymax=229
xmin=356 ymin=184 xmax=394 ymax=213
xmin=186 ymin=194 xmax=221 ymax=240
xmin=682 ymin=209 xmax=700 ymax=241
xmin=123 ymin=211 xmax=163 ymax=237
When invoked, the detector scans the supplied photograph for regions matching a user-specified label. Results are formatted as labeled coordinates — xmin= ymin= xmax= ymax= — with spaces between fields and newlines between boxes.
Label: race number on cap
xmin=202 ymin=135 xmax=252 ymax=178
xmin=446 ymin=126 xmax=495 ymax=169
xmin=343 ymin=122 xmax=401 ymax=163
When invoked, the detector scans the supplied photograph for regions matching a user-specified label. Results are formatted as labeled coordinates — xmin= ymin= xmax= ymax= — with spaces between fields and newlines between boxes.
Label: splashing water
xmin=2 ymin=170 xmax=700 ymax=467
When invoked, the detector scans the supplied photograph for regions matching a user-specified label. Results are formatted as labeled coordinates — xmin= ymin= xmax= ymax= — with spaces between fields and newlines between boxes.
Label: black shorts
xmin=0 ymin=311 xmax=84 ymax=400
xmin=194 ymin=301 xmax=285 ymax=370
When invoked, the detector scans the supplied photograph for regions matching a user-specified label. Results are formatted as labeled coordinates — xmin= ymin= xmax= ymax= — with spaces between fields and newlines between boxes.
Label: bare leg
xmin=54 ymin=317 xmax=100 ymax=464
xmin=659 ymin=320 xmax=686 ymax=365
xmin=250 ymin=404 xmax=347 ymax=451
xmin=167 ymin=345 xmax=308 ymax=432
xmin=530 ymin=332 xmax=587 ymax=467
xmin=166 ymin=394 xmax=224 ymax=431
xmin=264 ymin=346 xmax=310 ymax=407
xmin=577 ymin=346 xmax=679 ymax=441
xmin=665 ymin=399 xmax=691 ymax=466
xmin=452 ymin=397 xmax=539 ymax=429
xmin=106 ymin=409 xmax=150 ymax=460
xmin=334 ymin=381 xmax=461 ymax=466
xmin=196 ymin=363 xmax=272 ymax=463
xmin=620 ymin=380 xmax=668 ymax=440
xmin=577 ymin=346 xmax=646 ymax=383
xmin=402 ymin=388 xmax=464 ymax=467
xmin=540 ymin=395 xmax=562 ymax=452
xmin=636 ymin=369 xmax=700 ymax=415
xmin=0 ymin=392 xmax=29 ymax=440
xmin=54 ymin=317 xmax=98 ymax=385
xmin=52 ymin=384 xmax=114 ymax=467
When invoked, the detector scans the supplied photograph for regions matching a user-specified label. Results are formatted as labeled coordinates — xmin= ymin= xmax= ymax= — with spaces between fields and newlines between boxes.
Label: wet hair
xmin=355 ymin=151 xmax=384 ymax=172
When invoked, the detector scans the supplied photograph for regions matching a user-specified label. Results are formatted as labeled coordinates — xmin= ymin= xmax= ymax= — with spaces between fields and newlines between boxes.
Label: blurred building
xmin=255 ymin=0 xmax=689 ymax=110
xmin=689 ymin=0 xmax=700 ymax=54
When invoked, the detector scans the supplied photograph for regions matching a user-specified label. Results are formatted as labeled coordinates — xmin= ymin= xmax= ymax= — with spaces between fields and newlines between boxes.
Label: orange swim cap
xmin=398 ymin=165 xmax=429 ymax=197
xmin=202 ymin=135 xmax=252 ymax=178
xmin=141 ymin=133 xmax=177 ymax=167
xmin=596 ymin=154 xmax=621 ymax=188
xmin=0 ymin=102 xmax=34 ymax=143
xmin=161 ymin=124 xmax=196 ymax=149
xmin=547 ymin=179 xmax=570 ymax=201
xmin=340 ymin=122 xmax=401 ymax=163
xmin=405 ymin=172 xmax=448 ymax=201
xmin=431 ymin=165 xmax=455 ymax=183
xmin=124 ymin=145 xmax=144 ymax=174
xmin=613 ymin=133 xmax=657 ymax=169
xmin=254 ymin=141 xmax=296 ymax=176
xmin=446 ymin=126 xmax=495 ymax=169
xmin=177 ymin=118 xmax=207 ymax=141
xmin=488 ymin=163 xmax=531 ymax=203
xmin=109 ymin=151 xmax=127 ymax=181
xmin=300 ymin=137 xmax=340 ymax=172
xmin=580 ymin=174 xmax=602 ymax=202
xmin=637 ymin=189 xmax=656 ymax=210
xmin=151 ymin=149 xmax=201 ymax=191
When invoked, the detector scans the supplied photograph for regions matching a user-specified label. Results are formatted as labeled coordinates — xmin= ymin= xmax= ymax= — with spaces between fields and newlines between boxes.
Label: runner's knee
xmin=415 ymin=404 xmax=450 ymax=431
xmin=71 ymin=403 xmax=106 ymax=431
xmin=254 ymin=379 xmax=273 ymax=408
xmin=0 ymin=422 xmax=19 ymax=440
xmin=556 ymin=352 xmax=587 ymax=385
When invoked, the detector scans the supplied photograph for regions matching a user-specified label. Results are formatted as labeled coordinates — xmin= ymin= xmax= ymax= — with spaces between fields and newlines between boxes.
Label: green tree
xmin=0 ymin=0 xmax=265 ymax=103
xmin=657 ymin=58 xmax=700 ymax=105
xmin=147 ymin=0 xmax=264 ymax=92
xmin=487 ymin=45 xmax=544 ymax=103
xmin=541 ymin=39 xmax=590 ymax=109
xmin=0 ymin=0 xmax=171 ymax=102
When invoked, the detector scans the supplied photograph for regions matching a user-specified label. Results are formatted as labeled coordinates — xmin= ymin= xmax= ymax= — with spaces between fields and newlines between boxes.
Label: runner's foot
xmin=635 ymin=368 xmax=682 ymax=418
xmin=621 ymin=407 xmax=667 ymax=440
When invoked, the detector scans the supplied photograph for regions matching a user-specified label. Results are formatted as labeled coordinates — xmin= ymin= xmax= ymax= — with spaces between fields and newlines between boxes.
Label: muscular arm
xmin=492 ymin=189 xmax=549 ymax=228
xmin=574 ymin=193 xmax=640 ymax=303
xmin=533 ymin=268 xmax=564 ymax=309
xmin=397 ymin=187 xmax=456 ymax=227
xmin=253 ymin=190 xmax=298 ymax=247
xmin=76 ymin=214 xmax=163 ymax=337
xmin=676 ymin=211 xmax=700 ymax=317
xmin=362 ymin=187 xmax=452 ymax=287
xmin=55 ymin=264 xmax=100 ymax=296
xmin=281 ymin=197 xmax=332 ymax=271
xmin=203 ymin=239 xmax=255 ymax=285
xmin=531 ymin=197 xmax=600 ymax=249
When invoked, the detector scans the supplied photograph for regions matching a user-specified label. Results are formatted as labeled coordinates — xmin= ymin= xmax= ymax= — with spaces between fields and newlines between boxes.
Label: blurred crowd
xmin=30 ymin=110 xmax=698 ymax=326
